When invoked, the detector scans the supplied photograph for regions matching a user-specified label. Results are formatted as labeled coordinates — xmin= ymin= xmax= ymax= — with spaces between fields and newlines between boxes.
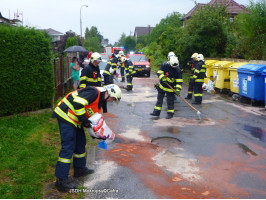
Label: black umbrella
xmin=64 ymin=45 xmax=88 ymax=53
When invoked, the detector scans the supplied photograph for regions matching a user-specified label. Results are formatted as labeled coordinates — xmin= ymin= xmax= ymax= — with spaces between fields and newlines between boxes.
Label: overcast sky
xmin=1 ymin=0 xmax=256 ymax=44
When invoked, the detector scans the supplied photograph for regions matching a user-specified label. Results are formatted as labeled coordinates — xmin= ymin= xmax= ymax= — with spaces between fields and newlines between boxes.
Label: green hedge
xmin=0 ymin=25 xmax=54 ymax=116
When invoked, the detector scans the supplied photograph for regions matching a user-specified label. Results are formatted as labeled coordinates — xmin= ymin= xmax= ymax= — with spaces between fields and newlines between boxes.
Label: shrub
xmin=0 ymin=25 xmax=54 ymax=116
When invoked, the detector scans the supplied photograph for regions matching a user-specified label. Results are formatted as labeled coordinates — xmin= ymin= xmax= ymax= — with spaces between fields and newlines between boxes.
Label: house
xmin=39 ymin=28 xmax=64 ymax=42
xmin=181 ymin=0 xmax=248 ymax=26
xmin=0 ymin=12 xmax=22 ymax=26
xmin=134 ymin=25 xmax=154 ymax=40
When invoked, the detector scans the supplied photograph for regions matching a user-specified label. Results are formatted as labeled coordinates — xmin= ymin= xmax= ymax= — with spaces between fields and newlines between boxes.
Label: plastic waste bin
xmin=262 ymin=69 xmax=266 ymax=107
xmin=212 ymin=61 xmax=234 ymax=91
xmin=228 ymin=62 xmax=248 ymax=94
xmin=204 ymin=60 xmax=219 ymax=84
xmin=237 ymin=64 xmax=266 ymax=102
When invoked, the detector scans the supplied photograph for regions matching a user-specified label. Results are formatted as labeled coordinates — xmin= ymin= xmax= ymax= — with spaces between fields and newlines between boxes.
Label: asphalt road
xmin=83 ymin=72 xmax=266 ymax=199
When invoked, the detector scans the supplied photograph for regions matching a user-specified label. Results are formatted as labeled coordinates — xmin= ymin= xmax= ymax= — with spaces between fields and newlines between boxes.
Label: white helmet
xmin=191 ymin=53 xmax=198 ymax=59
xmin=90 ymin=52 xmax=102 ymax=63
xmin=104 ymin=84 xmax=122 ymax=103
xmin=118 ymin=51 xmax=125 ymax=57
xmin=167 ymin=51 xmax=176 ymax=60
xmin=196 ymin=54 xmax=204 ymax=61
xmin=169 ymin=56 xmax=179 ymax=68
xmin=120 ymin=56 xmax=126 ymax=63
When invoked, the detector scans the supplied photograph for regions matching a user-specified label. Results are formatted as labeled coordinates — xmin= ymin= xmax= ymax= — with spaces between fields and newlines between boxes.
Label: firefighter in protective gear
xmin=185 ymin=53 xmax=198 ymax=99
xmin=103 ymin=54 xmax=119 ymax=85
xmin=52 ymin=84 xmax=121 ymax=192
xmin=118 ymin=51 xmax=126 ymax=82
xmin=150 ymin=56 xmax=183 ymax=119
xmin=192 ymin=54 xmax=206 ymax=104
xmin=120 ymin=56 xmax=136 ymax=91
xmin=80 ymin=52 xmax=102 ymax=88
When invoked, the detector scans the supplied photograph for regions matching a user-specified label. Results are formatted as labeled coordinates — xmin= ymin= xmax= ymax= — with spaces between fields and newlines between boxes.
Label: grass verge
xmin=0 ymin=110 xmax=93 ymax=198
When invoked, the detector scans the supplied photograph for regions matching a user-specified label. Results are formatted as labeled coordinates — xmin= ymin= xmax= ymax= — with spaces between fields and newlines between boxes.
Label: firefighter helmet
xmin=90 ymin=52 xmax=102 ymax=63
xmin=196 ymin=54 xmax=204 ymax=61
xmin=191 ymin=53 xmax=198 ymax=59
xmin=120 ymin=56 xmax=126 ymax=63
xmin=118 ymin=51 xmax=125 ymax=57
xmin=167 ymin=51 xmax=176 ymax=60
xmin=105 ymin=84 xmax=122 ymax=103
xmin=169 ymin=56 xmax=179 ymax=68
xmin=87 ymin=52 xmax=93 ymax=59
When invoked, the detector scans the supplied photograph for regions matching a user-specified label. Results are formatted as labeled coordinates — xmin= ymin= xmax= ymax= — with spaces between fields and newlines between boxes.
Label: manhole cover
xmin=151 ymin=136 xmax=181 ymax=149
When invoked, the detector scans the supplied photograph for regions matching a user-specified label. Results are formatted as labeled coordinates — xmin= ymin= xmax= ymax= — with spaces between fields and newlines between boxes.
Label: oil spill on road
xmin=105 ymin=142 xmax=221 ymax=198
xmin=243 ymin=125 xmax=265 ymax=142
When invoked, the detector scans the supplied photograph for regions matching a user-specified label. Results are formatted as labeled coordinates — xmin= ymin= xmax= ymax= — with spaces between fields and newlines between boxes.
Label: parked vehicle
xmin=127 ymin=53 xmax=151 ymax=77
xmin=104 ymin=47 xmax=124 ymax=58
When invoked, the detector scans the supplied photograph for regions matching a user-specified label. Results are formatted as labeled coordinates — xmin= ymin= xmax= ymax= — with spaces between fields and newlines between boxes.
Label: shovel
xmin=165 ymin=82 xmax=203 ymax=123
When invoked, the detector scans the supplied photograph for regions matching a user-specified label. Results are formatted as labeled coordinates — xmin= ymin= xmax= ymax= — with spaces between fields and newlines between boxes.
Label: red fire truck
xmin=104 ymin=47 xmax=124 ymax=58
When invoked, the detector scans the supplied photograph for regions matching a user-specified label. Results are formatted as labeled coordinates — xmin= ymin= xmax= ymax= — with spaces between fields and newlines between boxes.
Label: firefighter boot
xmin=74 ymin=167 xmax=94 ymax=178
xmin=55 ymin=178 xmax=76 ymax=192
xmin=166 ymin=113 xmax=174 ymax=119
xmin=121 ymin=77 xmax=125 ymax=82
xmin=150 ymin=111 xmax=160 ymax=117
xmin=185 ymin=95 xmax=192 ymax=99
xmin=126 ymin=85 xmax=133 ymax=91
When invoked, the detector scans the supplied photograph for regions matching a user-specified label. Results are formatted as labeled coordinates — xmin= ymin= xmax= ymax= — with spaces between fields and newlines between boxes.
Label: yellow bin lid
xmin=212 ymin=61 xmax=234 ymax=69
xmin=228 ymin=62 xmax=249 ymax=71
xmin=205 ymin=60 xmax=219 ymax=67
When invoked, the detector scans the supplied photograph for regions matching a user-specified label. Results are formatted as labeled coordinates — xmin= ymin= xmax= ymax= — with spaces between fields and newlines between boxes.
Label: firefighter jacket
xmin=157 ymin=62 xmax=183 ymax=93
xmin=187 ymin=60 xmax=198 ymax=78
xmin=79 ymin=62 xmax=102 ymax=88
xmin=103 ymin=57 xmax=118 ymax=76
xmin=124 ymin=60 xmax=136 ymax=76
xmin=193 ymin=60 xmax=206 ymax=83
xmin=52 ymin=87 xmax=107 ymax=128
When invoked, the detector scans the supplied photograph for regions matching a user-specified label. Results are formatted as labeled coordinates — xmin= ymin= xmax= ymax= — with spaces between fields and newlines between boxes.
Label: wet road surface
xmin=84 ymin=72 xmax=266 ymax=199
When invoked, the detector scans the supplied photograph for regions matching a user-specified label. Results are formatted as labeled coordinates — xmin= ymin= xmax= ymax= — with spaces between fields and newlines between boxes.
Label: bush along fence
xmin=0 ymin=25 xmax=54 ymax=116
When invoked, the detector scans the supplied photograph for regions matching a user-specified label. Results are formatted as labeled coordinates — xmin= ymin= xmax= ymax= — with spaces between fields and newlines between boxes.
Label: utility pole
xmin=80 ymin=5 xmax=88 ymax=39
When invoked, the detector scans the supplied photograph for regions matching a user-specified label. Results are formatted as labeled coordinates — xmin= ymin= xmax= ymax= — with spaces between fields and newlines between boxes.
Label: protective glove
xmin=83 ymin=119 xmax=92 ymax=128
xmin=161 ymin=77 xmax=167 ymax=83
xmin=175 ymin=90 xmax=180 ymax=96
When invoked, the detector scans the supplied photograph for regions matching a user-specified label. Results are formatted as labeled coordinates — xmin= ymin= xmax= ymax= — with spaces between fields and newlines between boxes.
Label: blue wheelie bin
xmin=263 ymin=69 xmax=266 ymax=108
xmin=237 ymin=64 xmax=266 ymax=105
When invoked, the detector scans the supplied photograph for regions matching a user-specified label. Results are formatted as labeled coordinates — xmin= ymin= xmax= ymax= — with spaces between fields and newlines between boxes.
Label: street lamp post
xmin=80 ymin=5 xmax=88 ymax=39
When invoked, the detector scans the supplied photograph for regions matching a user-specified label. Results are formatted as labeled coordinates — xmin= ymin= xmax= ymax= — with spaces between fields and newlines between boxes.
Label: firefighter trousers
xmin=126 ymin=75 xmax=133 ymax=90
xmin=187 ymin=79 xmax=194 ymax=98
xmin=193 ymin=82 xmax=203 ymax=103
xmin=153 ymin=89 xmax=175 ymax=115
xmin=103 ymin=74 xmax=114 ymax=85
xmin=120 ymin=67 xmax=125 ymax=81
xmin=55 ymin=119 xmax=86 ymax=180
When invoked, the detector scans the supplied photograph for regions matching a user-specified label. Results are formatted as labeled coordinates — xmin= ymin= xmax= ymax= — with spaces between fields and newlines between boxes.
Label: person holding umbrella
xmin=70 ymin=56 xmax=80 ymax=90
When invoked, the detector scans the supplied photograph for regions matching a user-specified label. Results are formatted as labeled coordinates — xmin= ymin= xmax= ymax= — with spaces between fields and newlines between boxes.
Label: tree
xmin=83 ymin=37 xmax=101 ymax=52
xmin=65 ymin=36 xmax=79 ymax=49
xmin=184 ymin=4 xmax=229 ymax=57
xmin=115 ymin=33 xmax=127 ymax=47
xmin=235 ymin=0 xmax=266 ymax=60
xmin=147 ymin=12 xmax=183 ymax=44
xmin=124 ymin=36 xmax=136 ymax=53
